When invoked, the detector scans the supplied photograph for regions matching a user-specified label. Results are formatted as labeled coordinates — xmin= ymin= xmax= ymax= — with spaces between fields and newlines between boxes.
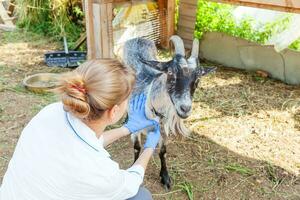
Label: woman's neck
xmin=83 ymin=119 xmax=107 ymax=138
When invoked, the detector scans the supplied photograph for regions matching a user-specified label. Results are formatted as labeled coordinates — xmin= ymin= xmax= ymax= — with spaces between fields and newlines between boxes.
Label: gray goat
xmin=122 ymin=35 xmax=216 ymax=189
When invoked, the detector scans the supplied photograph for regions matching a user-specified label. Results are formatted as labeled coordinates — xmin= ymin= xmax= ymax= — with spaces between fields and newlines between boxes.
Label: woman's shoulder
xmin=38 ymin=102 xmax=64 ymax=116
xmin=29 ymin=102 xmax=65 ymax=125
xmin=42 ymin=101 xmax=63 ymax=112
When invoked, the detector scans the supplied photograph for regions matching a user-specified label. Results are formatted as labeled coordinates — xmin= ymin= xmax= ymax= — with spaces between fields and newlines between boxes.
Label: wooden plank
xmin=177 ymin=1 xmax=197 ymax=49
xmin=180 ymin=0 xmax=198 ymax=6
xmin=112 ymin=0 xmax=131 ymax=7
xmin=86 ymin=1 xmax=115 ymax=59
xmin=106 ymin=2 xmax=114 ymax=58
xmin=166 ymin=0 xmax=176 ymax=46
xmin=100 ymin=3 xmax=110 ymax=58
xmin=208 ymin=0 xmax=300 ymax=13
xmin=94 ymin=0 xmax=131 ymax=7
xmin=74 ymin=32 xmax=87 ymax=50
xmin=158 ymin=0 xmax=167 ymax=47
xmin=85 ymin=0 xmax=96 ymax=59
xmin=178 ymin=25 xmax=195 ymax=33
xmin=178 ymin=15 xmax=196 ymax=29
xmin=179 ymin=3 xmax=197 ymax=18
xmin=82 ymin=0 xmax=85 ymax=13
xmin=0 ymin=2 xmax=13 ymax=26
xmin=177 ymin=28 xmax=194 ymax=40
xmin=183 ymin=39 xmax=193 ymax=49
xmin=93 ymin=3 xmax=102 ymax=58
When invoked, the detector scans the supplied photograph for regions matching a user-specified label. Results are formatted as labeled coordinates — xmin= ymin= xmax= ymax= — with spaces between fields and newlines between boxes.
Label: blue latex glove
xmin=144 ymin=124 xmax=161 ymax=149
xmin=124 ymin=93 xmax=156 ymax=134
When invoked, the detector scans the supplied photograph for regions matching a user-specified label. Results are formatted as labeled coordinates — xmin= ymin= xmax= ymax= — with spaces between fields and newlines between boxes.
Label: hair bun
xmin=56 ymin=72 xmax=91 ymax=119
xmin=62 ymin=93 xmax=90 ymax=119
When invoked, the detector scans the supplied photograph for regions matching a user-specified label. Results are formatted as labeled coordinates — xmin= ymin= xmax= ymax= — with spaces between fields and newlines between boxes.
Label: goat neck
xmin=146 ymin=75 xmax=190 ymax=137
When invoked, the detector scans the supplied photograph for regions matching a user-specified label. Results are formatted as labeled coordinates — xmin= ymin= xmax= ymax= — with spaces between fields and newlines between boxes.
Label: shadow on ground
xmin=108 ymin=133 xmax=299 ymax=200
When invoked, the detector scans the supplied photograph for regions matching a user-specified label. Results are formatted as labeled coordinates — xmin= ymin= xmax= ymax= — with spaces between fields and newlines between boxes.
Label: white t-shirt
xmin=0 ymin=102 xmax=144 ymax=200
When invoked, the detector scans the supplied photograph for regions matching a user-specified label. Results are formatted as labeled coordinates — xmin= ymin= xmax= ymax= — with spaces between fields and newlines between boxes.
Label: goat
xmin=122 ymin=35 xmax=216 ymax=190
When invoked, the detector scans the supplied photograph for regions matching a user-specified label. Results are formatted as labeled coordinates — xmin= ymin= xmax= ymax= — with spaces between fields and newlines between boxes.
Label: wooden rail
xmin=209 ymin=0 xmax=300 ymax=13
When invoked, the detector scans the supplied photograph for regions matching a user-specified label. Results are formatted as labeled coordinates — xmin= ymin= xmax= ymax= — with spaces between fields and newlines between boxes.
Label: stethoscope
xmin=65 ymin=111 xmax=99 ymax=152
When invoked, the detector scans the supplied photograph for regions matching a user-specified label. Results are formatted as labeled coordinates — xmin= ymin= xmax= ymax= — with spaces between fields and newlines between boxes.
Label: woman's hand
xmin=133 ymin=123 xmax=161 ymax=171
xmin=124 ymin=93 xmax=156 ymax=134
xmin=144 ymin=124 xmax=161 ymax=149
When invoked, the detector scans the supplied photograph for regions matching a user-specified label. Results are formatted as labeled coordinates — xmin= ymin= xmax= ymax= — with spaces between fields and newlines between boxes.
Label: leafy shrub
xmin=16 ymin=0 xmax=84 ymax=47
xmin=195 ymin=0 xmax=299 ymax=50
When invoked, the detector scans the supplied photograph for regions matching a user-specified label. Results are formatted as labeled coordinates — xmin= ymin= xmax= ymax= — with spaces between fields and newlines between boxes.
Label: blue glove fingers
xmin=134 ymin=94 xmax=141 ymax=110
xmin=140 ymin=94 xmax=147 ymax=111
xmin=137 ymin=93 xmax=145 ymax=110
xmin=137 ymin=94 xmax=144 ymax=111
xmin=125 ymin=93 xmax=159 ymax=134
xmin=135 ymin=94 xmax=141 ymax=110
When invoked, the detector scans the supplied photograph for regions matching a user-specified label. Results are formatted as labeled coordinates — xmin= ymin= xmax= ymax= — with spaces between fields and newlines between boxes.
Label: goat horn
xmin=169 ymin=35 xmax=185 ymax=56
xmin=189 ymin=38 xmax=199 ymax=59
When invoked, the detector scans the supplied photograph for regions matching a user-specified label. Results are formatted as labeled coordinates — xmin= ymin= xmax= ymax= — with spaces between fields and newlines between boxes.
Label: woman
xmin=0 ymin=59 xmax=160 ymax=200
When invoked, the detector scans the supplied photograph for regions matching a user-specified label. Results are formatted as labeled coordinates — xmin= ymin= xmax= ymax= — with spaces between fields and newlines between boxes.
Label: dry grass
xmin=1 ymin=30 xmax=299 ymax=199
xmin=188 ymin=65 xmax=300 ymax=175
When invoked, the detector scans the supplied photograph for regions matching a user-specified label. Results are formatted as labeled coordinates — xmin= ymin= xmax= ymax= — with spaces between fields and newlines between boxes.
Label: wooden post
xmin=177 ymin=0 xmax=198 ymax=49
xmin=158 ymin=0 xmax=175 ymax=48
xmin=158 ymin=0 xmax=167 ymax=47
xmin=166 ymin=0 xmax=175 ymax=46
xmin=85 ymin=0 xmax=114 ymax=59
xmin=85 ymin=0 xmax=96 ymax=59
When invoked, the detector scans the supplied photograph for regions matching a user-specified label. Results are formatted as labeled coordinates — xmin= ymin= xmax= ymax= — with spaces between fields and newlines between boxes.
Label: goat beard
xmin=163 ymin=113 xmax=190 ymax=137
xmin=145 ymin=90 xmax=190 ymax=137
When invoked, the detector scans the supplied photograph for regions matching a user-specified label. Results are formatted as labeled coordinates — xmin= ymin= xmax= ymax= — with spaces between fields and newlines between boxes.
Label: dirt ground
xmin=0 ymin=30 xmax=299 ymax=200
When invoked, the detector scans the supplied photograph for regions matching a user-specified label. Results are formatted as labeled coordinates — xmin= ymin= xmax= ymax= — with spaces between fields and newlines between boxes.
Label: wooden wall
xmin=177 ymin=0 xmax=198 ymax=49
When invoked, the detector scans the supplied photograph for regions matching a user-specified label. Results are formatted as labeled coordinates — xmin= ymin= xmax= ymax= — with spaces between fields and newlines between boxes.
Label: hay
xmin=187 ymin=66 xmax=300 ymax=175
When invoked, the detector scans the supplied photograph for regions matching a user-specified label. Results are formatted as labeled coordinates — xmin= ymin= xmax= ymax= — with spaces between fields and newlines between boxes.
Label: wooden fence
xmin=85 ymin=0 xmax=300 ymax=57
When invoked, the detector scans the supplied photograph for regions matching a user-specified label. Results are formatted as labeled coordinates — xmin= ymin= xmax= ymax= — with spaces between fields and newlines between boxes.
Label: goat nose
xmin=180 ymin=105 xmax=191 ymax=113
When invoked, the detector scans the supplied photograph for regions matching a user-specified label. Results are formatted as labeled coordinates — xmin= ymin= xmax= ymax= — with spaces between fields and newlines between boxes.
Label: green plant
xmin=290 ymin=40 xmax=300 ymax=50
xmin=177 ymin=181 xmax=194 ymax=200
xmin=225 ymin=163 xmax=254 ymax=176
xmin=265 ymin=164 xmax=283 ymax=186
xmin=195 ymin=0 xmax=300 ymax=50
xmin=16 ymin=0 xmax=84 ymax=47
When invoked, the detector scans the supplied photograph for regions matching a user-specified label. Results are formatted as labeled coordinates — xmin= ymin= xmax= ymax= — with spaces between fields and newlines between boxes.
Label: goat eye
xmin=167 ymin=70 xmax=173 ymax=76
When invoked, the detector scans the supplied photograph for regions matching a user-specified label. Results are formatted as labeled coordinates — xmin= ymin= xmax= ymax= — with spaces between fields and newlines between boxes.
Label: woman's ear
xmin=107 ymin=105 xmax=119 ymax=123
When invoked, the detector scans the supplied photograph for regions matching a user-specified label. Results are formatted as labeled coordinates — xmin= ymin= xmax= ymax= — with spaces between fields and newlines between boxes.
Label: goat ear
xmin=197 ymin=66 xmax=217 ymax=77
xmin=140 ymin=58 xmax=169 ymax=72
xmin=202 ymin=67 xmax=217 ymax=76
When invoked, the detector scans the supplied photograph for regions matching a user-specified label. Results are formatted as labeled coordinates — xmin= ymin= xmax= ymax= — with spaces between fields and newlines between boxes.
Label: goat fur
xmin=122 ymin=38 xmax=190 ymax=137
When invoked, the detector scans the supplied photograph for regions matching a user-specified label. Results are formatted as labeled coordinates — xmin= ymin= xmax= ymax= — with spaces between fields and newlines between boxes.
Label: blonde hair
xmin=55 ymin=59 xmax=135 ymax=120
